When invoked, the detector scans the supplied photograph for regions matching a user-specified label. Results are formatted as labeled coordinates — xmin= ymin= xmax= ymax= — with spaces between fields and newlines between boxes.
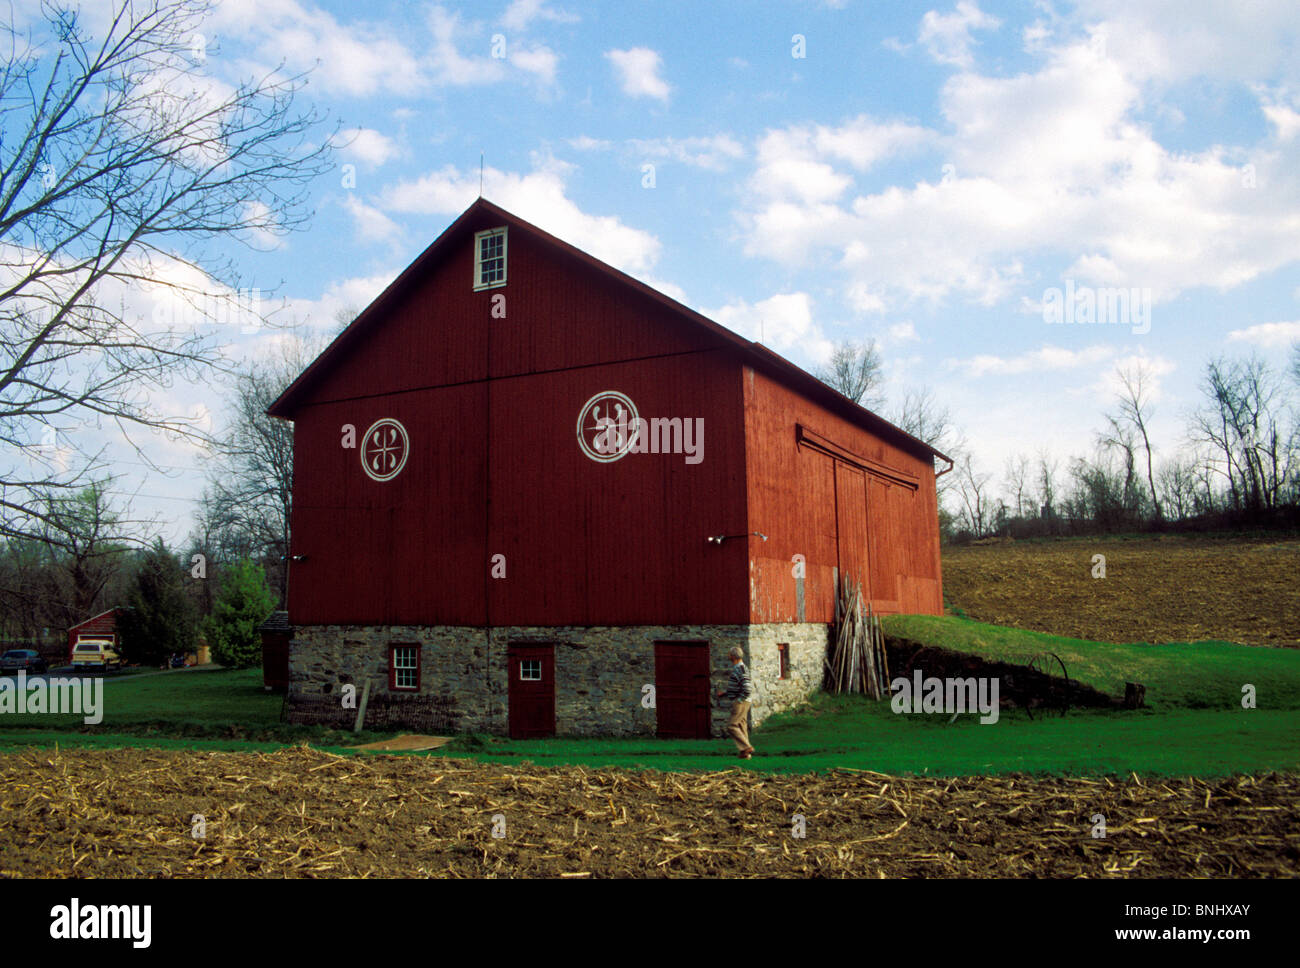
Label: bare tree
xmin=1097 ymin=416 xmax=1143 ymax=519
xmin=1002 ymin=452 xmax=1031 ymax=518
xmin=1107 ymin=363 xmax=1162 ymax=522
xmin=201 ymin=334 xmax=324 ymax=602
xmin=1155 ymin=455 xmax=1198 ymax=522
xmin=815 ymin=339 xmax=885 ymax=409
xmin=0 ymin=0 xmax=332 ymax=542
xmin=954 ymin=455 xmax=992 ymax=538
xmin=889 ymin=384 xmax=965 ymax=507
xmin=1191 ymin=356 xmax=1294 ymax=512
xmin=34 ymin=481 xmax=132 ymax=625
xmin=1036 ymin=449 xmax=1059 ymax=521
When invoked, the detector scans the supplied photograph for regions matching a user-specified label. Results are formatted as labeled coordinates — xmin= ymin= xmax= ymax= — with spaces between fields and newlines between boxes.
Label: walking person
xmin=715 ymin=646 xmax=755 ymax=759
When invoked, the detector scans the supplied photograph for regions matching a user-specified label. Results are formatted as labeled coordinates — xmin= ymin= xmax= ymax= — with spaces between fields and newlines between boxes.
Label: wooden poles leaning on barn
xmin=826 ymin=575 xmax=891 ymax=698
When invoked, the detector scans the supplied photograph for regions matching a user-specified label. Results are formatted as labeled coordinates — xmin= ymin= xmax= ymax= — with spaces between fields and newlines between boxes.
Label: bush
xmin=118 ymin=539 xmax=196 ymax=666
xmin=203 ymin=560 xmax=276 ymax=669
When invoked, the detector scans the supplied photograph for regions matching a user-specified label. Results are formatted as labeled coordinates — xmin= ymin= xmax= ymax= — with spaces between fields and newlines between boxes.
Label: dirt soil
xmin=942 ymin=536 xmax=1300 ymax=648
xmin=2 ymin=747 xmax=1296 ymax=878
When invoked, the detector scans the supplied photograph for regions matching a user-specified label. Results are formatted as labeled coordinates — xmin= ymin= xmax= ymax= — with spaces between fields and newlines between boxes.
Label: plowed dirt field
xmin=2 ymin=748 xmax=1296 ymax=878
xmin=942 ymin=537 xmax=1300 ymax=648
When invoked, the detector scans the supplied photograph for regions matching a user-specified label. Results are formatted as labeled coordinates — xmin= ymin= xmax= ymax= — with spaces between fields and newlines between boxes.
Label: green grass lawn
xmin=1 ymin=622 xmax=1297 ymax=777
xmin=883 ymin=613 xmax=1300 ymax=709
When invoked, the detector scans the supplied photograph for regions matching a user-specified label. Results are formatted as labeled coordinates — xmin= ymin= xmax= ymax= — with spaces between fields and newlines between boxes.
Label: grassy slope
xmin=2 ymin=623 xmax=1298 ymax=776
xmin=883 ymin=613 xmax=1300 ymax=709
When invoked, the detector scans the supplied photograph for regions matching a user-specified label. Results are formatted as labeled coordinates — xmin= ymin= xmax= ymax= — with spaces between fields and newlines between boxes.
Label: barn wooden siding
xmin=287 ymin=209 xmax=750 ymax=628
xmin=743 ymin=366 xmax=943 ymax=621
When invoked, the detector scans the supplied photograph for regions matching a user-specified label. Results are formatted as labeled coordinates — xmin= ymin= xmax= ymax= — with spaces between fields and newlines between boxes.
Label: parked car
xmin=0 ymin=649 xmax=48 ymax=675
xmin=70 ymin=640 xmax=122 ymax=672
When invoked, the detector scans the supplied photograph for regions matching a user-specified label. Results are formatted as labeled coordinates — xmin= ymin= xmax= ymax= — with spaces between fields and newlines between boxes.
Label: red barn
xmin=66 ymin=607 xmax=123 ymax=664
xmin=268 ymin=199 xmax=949 ymax=738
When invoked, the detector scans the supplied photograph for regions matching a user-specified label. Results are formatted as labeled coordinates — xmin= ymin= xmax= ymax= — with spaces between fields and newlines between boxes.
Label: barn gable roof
xmin=67 ymin=607 xmax=123 ymax=634
xmin=268 ymin=198 xmax=950 ymax=465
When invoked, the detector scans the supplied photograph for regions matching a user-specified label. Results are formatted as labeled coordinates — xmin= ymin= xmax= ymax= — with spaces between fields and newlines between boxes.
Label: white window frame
xmin=520 ymin=658 xmax=542 ymax=681
xmin=473 ymin=227 xmax=508 ymax=291
xmin=391 ymin=645 xmax=419 ymax=691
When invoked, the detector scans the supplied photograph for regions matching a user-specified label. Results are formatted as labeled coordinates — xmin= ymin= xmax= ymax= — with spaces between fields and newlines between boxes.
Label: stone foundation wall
xmin=288 ymin=623 xmax=827 ymax=737
xmin=746 ymin=623 xmax=831 ymax=727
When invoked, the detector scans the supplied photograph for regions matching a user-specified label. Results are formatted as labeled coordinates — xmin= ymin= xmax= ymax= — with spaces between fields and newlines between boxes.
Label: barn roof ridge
xmin=67 ymin=606 xmax=123 ymax=631
xmin=267 ymin=198 xmax=949 ymax=464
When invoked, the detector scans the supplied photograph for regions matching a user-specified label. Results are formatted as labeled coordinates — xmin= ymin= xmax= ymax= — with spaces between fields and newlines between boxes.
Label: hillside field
xmin=941 ymin=534 xmax=1300 ymax=649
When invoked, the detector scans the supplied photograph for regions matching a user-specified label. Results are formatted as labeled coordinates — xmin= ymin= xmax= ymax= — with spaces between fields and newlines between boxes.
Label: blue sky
xmin=17 ymin=0 xmax=1300 ymax=541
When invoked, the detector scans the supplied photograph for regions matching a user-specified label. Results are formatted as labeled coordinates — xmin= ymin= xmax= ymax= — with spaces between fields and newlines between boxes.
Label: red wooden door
xmin=834 ymin=462 xmax=871 ymax=603
xmin=866 ymin=476 xmax=903 ymax=612
xmin=508 ymin=644 xmax=555 ymax=738
xmin=654 ymin=641 xmax=711 ymax=739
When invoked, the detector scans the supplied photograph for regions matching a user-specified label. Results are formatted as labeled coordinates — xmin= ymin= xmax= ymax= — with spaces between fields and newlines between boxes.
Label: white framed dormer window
xmin=473 ymin=227 xmax=508 ymax=291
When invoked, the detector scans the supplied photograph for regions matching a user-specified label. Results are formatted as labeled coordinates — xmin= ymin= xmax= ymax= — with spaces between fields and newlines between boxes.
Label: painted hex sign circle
xmin=361 ymin=418 xmax=409 ymax=482
xmin=577 ymin=391 xmax=640 ymax=463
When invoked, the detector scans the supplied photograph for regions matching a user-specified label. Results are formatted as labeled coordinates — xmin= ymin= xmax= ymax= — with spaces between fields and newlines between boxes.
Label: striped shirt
xmin=721 ymin=661 xmax=754 ymax=703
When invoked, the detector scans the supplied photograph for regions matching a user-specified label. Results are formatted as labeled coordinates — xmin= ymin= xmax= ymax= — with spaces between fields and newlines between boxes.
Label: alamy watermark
xmin=890 ymin=671 xmax=1000 ymax=724
xmin=0 ymin=670 xmax=103 ymax=724
xmin=1042 ymin=281 xmax=1151 ymax=335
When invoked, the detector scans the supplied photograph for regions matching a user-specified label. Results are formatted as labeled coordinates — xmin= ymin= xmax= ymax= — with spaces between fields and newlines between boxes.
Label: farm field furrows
xmin=942 ymin=536 xmax=1300 ymax=648
xmin=2 ymin=747 xmax=1296 ymax=878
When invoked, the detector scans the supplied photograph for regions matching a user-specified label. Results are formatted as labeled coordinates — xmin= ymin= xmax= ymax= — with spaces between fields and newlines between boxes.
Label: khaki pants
xmin=728 ymin=701 xmax=753 ymax=753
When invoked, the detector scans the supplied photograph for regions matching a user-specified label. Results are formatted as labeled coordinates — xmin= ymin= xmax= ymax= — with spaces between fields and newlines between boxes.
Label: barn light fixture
xmin=291 ymin=555 xmax=307 ymax=562
xmin=707 ymin=532 xmax=767 ymax=545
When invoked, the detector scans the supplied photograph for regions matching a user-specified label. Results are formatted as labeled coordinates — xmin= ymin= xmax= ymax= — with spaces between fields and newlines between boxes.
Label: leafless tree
xmin=815 ymin=339 xmax=885 ymax=409
xmin=0 ymin=0 xmax=332 ymax=542
xmin=889 ymin=384 xmax=966 ymax=506
xmin=954 ymin=455 xmax=992 ymax=538
xmin=1097 ymin=416 xmax=1142 ymax=518
xmin=1002 ymin=452 xmax=1031 ymax=518
xmin=1191 ymin=356 xmax=1295 ymax=511
xmin=1106 ymin=363 xmax=1162 ymax=521
xmin=33 ymin=481 xmax=132 ymax=625
xmin=1155 ymin=455 xmax=1198 ymax=522
xmin=1036 ymin=449 xmax=1059 ymax=520
xmin=200 ymin=333 xmax=324 ymax=602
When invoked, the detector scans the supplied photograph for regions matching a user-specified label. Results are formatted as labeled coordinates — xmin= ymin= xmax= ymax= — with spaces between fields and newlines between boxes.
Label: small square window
xmin=520 ymin=659 xmax=541 ymax=681
xmin=473 ymin=227 xmax=507 ymax=291
xmin=390 ymin=644 xmax=420 ymax=692
xmin=777 ymin=643 xmax=790 ymax=680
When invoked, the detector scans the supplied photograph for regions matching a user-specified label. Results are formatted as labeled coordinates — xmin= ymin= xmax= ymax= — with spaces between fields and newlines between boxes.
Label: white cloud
xmin=210 ymin=0 xmax=428 ymax=97
xmin=428 ymin=6 xmax=507 ymax=85
xmin=1226 ymin=321 xmax=1300 ymax=347
xmin=338 ymin=128 xmax=399 ymax=167
xmin=605 ymin=47 xmax=671 ymax=102
xmin=886 ymin=321 xmax=920 ymax=344
xmin=849 ymin=288 xmax=888 ymax=314
xmin=737 ymin=33 xmax=1300 ymax=311
xmin=279 ymin=271 xmax=397 ymax=333
xmin=343 ymin=195 xmax=402 ymax=244
xmin=748 ymin=115 xmax=932 ymax=210
xmin=947 ymin=344 xmax=1116 ymax=378
xmin=511 ymin=44 xmax=559 ymax=86
xmin=627 ymin=135 xmax=745 ymax=171
xmin=568 ymin=135 xmax=613 ymax=151
xmin=501 ymin=0 xmax=578 ymax=32
xmin=704 ymin=292 xmax=834 ymax=363
xmin=1067 ymin=0 xmax=1300 ymax=87
xmin=378 ymin=162 xmax=662 ymax=276
xmin=918 ymin=1 xmax=1001 ymax=69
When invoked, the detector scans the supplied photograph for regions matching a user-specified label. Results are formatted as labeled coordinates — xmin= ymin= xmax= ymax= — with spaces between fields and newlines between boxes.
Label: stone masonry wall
xmin=746 ymin=623 xmax=831 ymax=728
xmin=289 ymin=623 xmax=827 ymax=737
